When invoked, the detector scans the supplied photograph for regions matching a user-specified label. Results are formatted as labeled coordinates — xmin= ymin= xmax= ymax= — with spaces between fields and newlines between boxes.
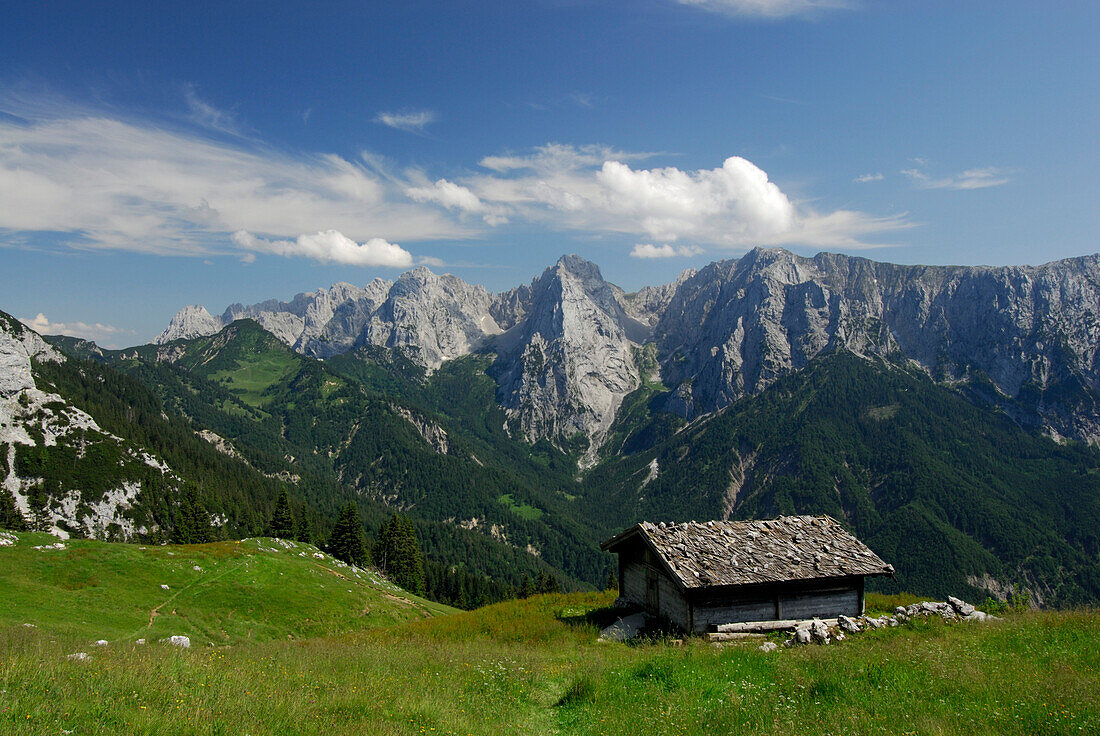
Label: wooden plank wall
xmin=780 ymin=587 xmax=859 ymax=620
xmin=692 ymin=597 xmax=776 ymax=633
xmin=621 ymin=559 xmax=648 ymax=607
xmin=618 ymin=554 xmax=692 ymax=630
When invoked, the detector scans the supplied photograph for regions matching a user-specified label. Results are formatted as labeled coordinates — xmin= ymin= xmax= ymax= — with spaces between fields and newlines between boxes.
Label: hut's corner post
xmin=858 ymin=576 xmax=866 ymax=615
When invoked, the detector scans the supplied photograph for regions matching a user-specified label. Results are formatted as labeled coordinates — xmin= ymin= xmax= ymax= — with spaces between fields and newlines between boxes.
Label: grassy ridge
xmin=1 ymin=586 xmax=1096 ymax=735
xmin=0 ymin=532 xmax=450 ymax=645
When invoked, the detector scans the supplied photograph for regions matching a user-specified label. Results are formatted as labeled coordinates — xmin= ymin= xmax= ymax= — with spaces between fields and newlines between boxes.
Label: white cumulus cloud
xmin=20 ymin=313 xmax=134 ymax=348
xmin=854 ymin=173 xmax=884 ymax=183
xmin=630 ymin=243 xmax=704 ymax=259
xmin=231 ymin=230 xmax=413 ymax=267
xmin=458 ymin=145 xmax=906 ymax=248
xmin=407 ymin=178 xmax=485 ymax=212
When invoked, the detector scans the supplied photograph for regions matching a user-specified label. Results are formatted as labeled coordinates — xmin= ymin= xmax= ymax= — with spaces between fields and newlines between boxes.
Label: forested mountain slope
xmin=580 ymin=351 xmax=1100 ymax=606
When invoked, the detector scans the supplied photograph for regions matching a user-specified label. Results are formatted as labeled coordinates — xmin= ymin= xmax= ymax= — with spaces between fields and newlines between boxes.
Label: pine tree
xmin=538 ymin=570 xmax=561 ymax=594
xmin=173 ymin=487 xmax=212 ymax=544
xmin=0 ymin=490 xmax=27 ymax=531
xmin=375 ymin=514 xmax=425 ymax=595
xmin=519 ymin=575 xmax=535 ymax=599
xmin=327 ymin=503 xmax=370 ymax=567
xmin=267 ymin=489 xmax=295 ymax=538
xmin=604 ymin=568 xmax=618 ymax=592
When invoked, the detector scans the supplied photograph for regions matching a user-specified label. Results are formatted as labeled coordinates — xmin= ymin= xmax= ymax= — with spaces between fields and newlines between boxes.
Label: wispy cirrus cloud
xmin=0 ymin=94 xmax=467 ymax=263
xmin=673 ymin=0 xmax=850 ymax=19
xmin=20 ymin=313 xmax=134 ymax=348
xmin=901 ymin=165 xmax=1012 ymax=190
xmin=373 ymin=109 xmax=437 ymax=134
xmin=183 ymin=85 xmax=243 ymax=136
xmin=854 ymin=172 xmax=883 ymax=183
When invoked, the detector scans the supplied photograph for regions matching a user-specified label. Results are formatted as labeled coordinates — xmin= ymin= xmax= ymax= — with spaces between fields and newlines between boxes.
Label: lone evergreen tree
xmin=604 ymin=569 xmax=618 ymax=592
xmin=537 ymin=569 xmax=561 ymax=594
xmin=374 ymin=514 xmax=425 ymax=595
xmin=267 ymin=489 xmax=295 ymax=538
xmin=519 ymin=575 xmax=535 ymax=599
xmin=327 ymin=503 xmax=370 ymax=567
xmin=173 ymin=487 xmax=213 ymax=544
xmin=0 ymin=489 xmax=27 ymax=531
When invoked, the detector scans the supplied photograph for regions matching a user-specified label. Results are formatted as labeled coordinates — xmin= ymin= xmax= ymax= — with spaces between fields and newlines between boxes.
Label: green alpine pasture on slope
xmin=0 ymin=532 xmax=450 ymax=645
xmin=1 ymin=544 xmax=1096 ymax=736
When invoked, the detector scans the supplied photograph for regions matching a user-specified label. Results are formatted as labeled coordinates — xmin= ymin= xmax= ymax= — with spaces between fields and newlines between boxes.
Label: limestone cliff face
xmin=490 ymin=255 xmax=651 ymax=465
xmin=655 ymin=247 xmax=1100 ymax=442
xmin=220 ymin=280 xmax=393 ymax=358
xmin=157 ymin=270 xmax=498 ymax=369
xmin=359 ymin=267 xmax=501 ymax=368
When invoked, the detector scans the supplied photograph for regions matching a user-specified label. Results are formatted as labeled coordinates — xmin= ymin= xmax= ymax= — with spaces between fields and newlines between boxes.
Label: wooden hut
xmin=601 ymin=515 xmax=893 ymax=633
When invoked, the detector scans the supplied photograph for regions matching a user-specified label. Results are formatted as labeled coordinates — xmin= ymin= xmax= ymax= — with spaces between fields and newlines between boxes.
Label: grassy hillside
xmin=0 ymin=531 xmax=450 ymax=645
xmin=1 ymin=587 xmax=1095 ymax=735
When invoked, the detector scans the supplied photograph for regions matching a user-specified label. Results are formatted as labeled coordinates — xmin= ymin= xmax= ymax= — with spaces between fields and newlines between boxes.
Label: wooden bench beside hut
xmin=601 ymin=515 xmax=894 ymax=634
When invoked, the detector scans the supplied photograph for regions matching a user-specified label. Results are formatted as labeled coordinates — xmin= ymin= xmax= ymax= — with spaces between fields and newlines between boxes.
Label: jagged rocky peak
xmin=617 ymin=267 xmax=697 ymax=327
xmin=492 ymin=255 xmax=650 ymax=465
xmin=154 ymin=305 xmax=224 ymax=344
xmin=359 ymin=266 xmax=501 ymax=369
xmin=222 ymin=280 xmax=394 ymax=357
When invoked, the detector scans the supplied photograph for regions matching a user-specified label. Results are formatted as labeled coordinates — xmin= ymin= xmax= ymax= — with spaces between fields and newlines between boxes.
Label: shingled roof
xmin=601 ymin=515 xmax=893 ymax=590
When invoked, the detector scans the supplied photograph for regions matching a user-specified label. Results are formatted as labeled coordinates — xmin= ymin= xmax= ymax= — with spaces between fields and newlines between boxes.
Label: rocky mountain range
xmin=156 ymin=248 xmax=1100 ymax=456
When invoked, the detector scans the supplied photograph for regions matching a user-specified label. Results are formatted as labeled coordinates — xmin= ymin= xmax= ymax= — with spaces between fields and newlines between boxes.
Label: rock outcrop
xmin=358 ymin=267 xmax=501 ymax=368
xmin=2 ymin=312 xmax=176 ymax=539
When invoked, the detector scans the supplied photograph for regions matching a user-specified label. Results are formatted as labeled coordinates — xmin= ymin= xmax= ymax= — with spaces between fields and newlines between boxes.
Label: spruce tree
xmin=519 ymin=575 xmax=535 ymax=599
xmin=327 ymin=503 xmax=370 ymax=567
xmin=267 ymin=489 xmax=295 ymax=538
xmin=375 ymin=514 xmax=425 ymax=595
xmin=0 ymin=490 xmax=27 ymax=531
xmin=173 ymin=487 xmax=212 ymax=544
xmin=604 ymin=569 xmax=618 ymax=592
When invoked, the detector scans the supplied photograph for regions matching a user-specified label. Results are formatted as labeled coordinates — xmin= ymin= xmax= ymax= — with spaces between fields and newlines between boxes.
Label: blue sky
xmin=2 ymin=0 xmax=1097 ymax=346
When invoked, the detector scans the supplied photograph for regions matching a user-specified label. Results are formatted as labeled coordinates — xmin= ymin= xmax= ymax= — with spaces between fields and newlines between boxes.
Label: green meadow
xmin=1 ymin=533 xmax=1097 ymax=735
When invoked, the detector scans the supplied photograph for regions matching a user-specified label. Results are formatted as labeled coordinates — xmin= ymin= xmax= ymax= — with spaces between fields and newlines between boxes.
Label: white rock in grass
xmin=135 ymin=639 xmax=146 ymax=645
xmin=160 ymin=584 xmax=170 ymax=590
xmin=92 ymin=640 xmax=108 ymax=647
xmin=22 ymin=623 xmax=36 ymax=628
xmin=758 ymin=641 xmax=779 ymax=652
xmin=163 ymin=635 xmax=190 ymax=648
xmin=66 ymin=652 xmax=89 ymax=661
xmin=948 ymin=596 xmax=976 ymax=617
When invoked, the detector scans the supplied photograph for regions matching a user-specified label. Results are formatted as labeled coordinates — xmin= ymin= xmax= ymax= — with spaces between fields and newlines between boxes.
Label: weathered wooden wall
xmin=617 ymin=546 xmax=692 ymax=630
xmin=779 ymin=586 xmax=859 ymax=620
